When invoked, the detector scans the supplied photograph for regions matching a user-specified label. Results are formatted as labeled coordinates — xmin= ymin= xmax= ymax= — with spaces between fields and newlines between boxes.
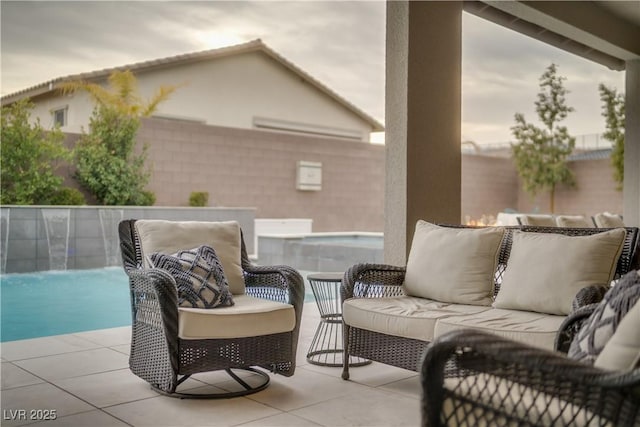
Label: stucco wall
xmin=138 ymin=118 xmax=386 ymax=232
xmin=26 ymin=51 xmax=375 ymax=141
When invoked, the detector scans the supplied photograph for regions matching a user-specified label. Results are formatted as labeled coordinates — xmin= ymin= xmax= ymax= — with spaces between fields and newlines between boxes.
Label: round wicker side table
xmin=306 ymin=272 xmax=371 ymax=367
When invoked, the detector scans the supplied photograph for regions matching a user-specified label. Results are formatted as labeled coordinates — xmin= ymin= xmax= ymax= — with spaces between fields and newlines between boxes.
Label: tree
xmin=598 ymin=83 xmax=625 ymax=189
xmin=63 ymin=70 xmax=175 ymax=205
xmin=1 ymin=99 xmax=71 ymax=204
xmin=511 ymin=64 xmax=576 ymax=213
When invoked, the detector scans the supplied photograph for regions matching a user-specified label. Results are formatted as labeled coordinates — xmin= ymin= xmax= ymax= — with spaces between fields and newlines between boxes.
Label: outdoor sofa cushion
xmin=517 ymin=214 xmax=556 ymax=227
xmin=433 ymin=308 xmax=566 ymax=350
xmin=555 ymin=214 xmax=593 ymax=228
xmin=135 ymin=219 xmax=246 ymax=294
xmin=595 ymin=297 xmax=640 ymax=371
xmin=178 ymin=294 xmax=295 ymax=339
xmin=593 ymin=212 xmax=625 ymax=228
xmin=342 ymin=297 xmax=564 ymax=350
xmin=569 ymin=270 xmax=640 ymax=364
xmin=342 ymin=296 xmax=491 ymax=342
xmin=403 ymin=221 xmax=505 ymax=306
xmin=493 ymin=228 xmax=626 ymax=315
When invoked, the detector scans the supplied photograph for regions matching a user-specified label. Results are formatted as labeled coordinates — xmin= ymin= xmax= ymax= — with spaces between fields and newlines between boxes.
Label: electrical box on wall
xmin=296 ymin=161 xmax=322 ymax=191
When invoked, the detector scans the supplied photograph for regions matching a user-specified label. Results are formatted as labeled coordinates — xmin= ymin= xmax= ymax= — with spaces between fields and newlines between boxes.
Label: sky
xmin=0 ymin=1 xmax=626 ymax=145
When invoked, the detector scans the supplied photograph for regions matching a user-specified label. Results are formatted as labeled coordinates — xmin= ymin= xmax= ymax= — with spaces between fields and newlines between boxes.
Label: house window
xmin=52 ymin=107 xmax=67 ymax=127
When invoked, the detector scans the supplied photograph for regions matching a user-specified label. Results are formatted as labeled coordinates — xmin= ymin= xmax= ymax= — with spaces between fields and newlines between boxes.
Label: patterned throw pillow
xmin=150 ymin=245 xmax=234 ymax=309
xmin=568 ymin=271 xmax=640 ymax=364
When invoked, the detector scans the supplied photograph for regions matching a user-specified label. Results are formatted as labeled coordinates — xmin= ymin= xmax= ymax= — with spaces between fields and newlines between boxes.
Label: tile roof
xmin=1 ymin=39 xmax=384 ymax=131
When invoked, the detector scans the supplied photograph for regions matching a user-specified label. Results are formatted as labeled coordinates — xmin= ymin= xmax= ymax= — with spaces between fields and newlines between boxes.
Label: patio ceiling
xmin=464 ymin=1 xmax=640 ymax=71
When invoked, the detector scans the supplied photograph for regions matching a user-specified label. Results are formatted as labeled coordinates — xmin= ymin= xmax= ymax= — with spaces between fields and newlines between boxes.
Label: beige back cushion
xmin=404 ymin=221 xmax=505 ymax=306
xmin=594 ymin=297 xmax=640 ymax=371
xmin=135 ymin=220 xmax=245 ymax=294
xmin=494 ymin=228 xmax=626 ymax=315
xmin=518 ymin=215 xmax=556 ymax=227
xmin=555 ymin=215 xmax=593 ymax=228
xmin=593 ymin=212 xmax=625 ymax=228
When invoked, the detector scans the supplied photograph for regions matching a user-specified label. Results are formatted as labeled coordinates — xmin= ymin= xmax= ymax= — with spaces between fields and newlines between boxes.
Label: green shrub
xmin=136 ymin=190 xmax=156 ymax=206
xmin=1 ymin=99 xmax=71 ymax=205
xmin=45 ymin=187 xmax=86 ymax=205
xmin=189 ymin=191 xmax=209 ymax=207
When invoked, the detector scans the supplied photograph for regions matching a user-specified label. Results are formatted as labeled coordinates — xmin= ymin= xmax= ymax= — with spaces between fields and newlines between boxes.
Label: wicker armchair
xmin=420 ymin=305 xmax=640 ymax=426
xmin=341 ymin=226 xmax=640 ymax=381
xmin=118 ymin=219 xmax=304 ymax=398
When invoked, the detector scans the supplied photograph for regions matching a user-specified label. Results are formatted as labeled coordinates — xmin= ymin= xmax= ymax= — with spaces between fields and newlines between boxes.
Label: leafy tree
xmin=1 ymin=99 xmax=71 ymax=204
xmin=63 ymin=70 xmax=176 ymax=205
xmin=511 ymin=64 xmax=576 ymax=213
xmin=598 ymin=83 xmax=625 ymax=189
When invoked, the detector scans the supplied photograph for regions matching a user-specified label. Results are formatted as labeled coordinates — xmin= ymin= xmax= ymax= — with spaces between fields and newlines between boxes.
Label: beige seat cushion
xmin=443 ymin=373 xmax=610 ymax=426
xmin=434 ymin=308 xmax=566 ymax=350
xmin=342 ymin=296 xmax=491 ymax=342
xmin=595 ymin=298 xmax=640 ymax=371
xmin=404 ymin=221 xmax=505 ymax=306
xmin=135 ymin=220 xmax=245 ymax=294
xmin=493 ymin=228 xmax=626 ymax=315
xmin=555 ymin=215 xmax=593 ymax=228
xmin=518 ymin=214 xmax=556 ymax=227
xmin=178 ymin=294 xmax=295 ymax=339
xmin=593 ymin=212 xmax=625 ymax=228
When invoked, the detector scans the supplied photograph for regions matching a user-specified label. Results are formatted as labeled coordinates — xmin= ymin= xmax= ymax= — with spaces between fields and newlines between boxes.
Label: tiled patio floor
xmin=1 ymin=302 xmax=421 ymax=426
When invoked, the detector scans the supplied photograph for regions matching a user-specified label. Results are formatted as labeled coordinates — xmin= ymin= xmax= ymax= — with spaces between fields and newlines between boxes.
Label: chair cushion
xmin=178 ymin=294 xmax=295 ymax=339
xmin=342 ymin=296 xmax=491 ymax=342
xmin=594 ymin=297 xmax=640 ymax=371
xmin=518 ymin=214 xmax=556 ymax=227
xmin=135 ymin=220 xmax=245 ymax=294
xmin=555 ymin=215 xmax=593 ymax=228
xmin=493 ymin=228 xmax=626 ymax=315
xmin=593 ymin=212 xmax=624 ymax=228
xmin=404 ymin=221 xmax=505 ymax=306
xmin=150 ymin=245 xmax=234 ymax=309
xmin=434 ymin=308 xmax=565 ymax=350
xmin=569 ymin=270 xmax=640 ymax=364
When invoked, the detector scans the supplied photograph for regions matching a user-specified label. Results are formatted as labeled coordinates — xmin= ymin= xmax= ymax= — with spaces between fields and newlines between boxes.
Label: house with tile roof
xmin=1 ymin=39 xmax=383 ymax=142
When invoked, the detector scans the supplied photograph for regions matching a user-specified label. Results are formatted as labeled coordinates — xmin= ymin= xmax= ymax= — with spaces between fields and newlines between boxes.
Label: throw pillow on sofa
xmin=594 ymin=296 xmax=640 ymax=371
xmin=151 ymin=245 xmax=235 ymax=309
xmin=569 ymin=270 xmax=640 ymax=365
xmin=404 ymin=221 xmax=505 ymax=306
xmin=493 ymin=228 xmax=626 ymax=315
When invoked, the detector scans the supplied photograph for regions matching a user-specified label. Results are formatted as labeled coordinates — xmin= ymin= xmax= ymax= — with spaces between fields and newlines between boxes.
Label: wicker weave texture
xmin=118 ymin=219 xmax=304 ymax=395
xmin=421 ymin=329 xmax=640 ymax=426
xmin=341 ymin=225 xmax=640 ymax=380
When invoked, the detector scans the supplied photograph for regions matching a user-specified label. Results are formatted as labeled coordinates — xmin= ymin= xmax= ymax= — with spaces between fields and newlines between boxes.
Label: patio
xmin=1 ymin=300 xmax=421 ymax=427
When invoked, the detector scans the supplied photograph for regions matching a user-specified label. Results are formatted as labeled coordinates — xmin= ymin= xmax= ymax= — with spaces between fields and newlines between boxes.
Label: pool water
xmin=1 ymin=267 xmax=131 ymax=342
xmin=1 ymin=267 xmax=317 ymax=342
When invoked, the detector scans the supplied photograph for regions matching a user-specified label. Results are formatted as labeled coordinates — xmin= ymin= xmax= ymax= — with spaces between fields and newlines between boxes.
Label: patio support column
xmin=624 ymin=60 xmax=640 ymax=227
xmin=385 ymin=1 xmax=462 ymax=264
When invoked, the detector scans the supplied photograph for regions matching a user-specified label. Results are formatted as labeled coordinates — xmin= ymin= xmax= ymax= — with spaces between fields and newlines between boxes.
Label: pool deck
xmin=1 ymin=302 xmax=421 ymax=426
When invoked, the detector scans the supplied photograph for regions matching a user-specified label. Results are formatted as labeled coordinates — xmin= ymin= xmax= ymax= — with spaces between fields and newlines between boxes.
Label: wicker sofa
xmin=340 ymin=223 xmax=640 ymax=381
xmin=420 ymin=271 xmax=640 ymax=426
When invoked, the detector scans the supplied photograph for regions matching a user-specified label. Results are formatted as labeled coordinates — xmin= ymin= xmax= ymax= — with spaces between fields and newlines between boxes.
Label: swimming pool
xmin=1 ymin=267 xmax=316 ymax=342
xmin=1 ymin=267 xmax=131 ymax=342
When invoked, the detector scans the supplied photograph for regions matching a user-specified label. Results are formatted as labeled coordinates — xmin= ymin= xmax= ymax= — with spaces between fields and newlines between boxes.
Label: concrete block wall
xmin=517 ymin=158 xmax=623 ymax=216
xmin=1 ymin=206 xmax=255 ymax=274
xmin=137 ymin=118 xmax=386 ymax=233
xmin=55 ymin=120 xmax=623 ymax=233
